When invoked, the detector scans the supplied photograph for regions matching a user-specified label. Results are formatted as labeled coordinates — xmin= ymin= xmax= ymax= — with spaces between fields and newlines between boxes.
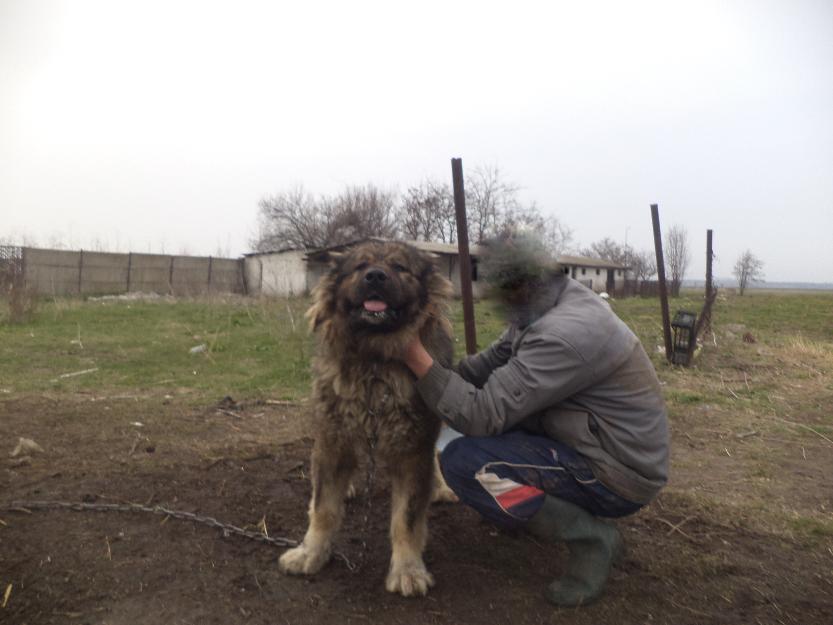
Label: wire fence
xmin=0 ymin=245 xmax=24 ymax=293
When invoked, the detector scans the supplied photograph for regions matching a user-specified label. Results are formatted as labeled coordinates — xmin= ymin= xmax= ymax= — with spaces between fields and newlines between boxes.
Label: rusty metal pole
xmin=705 ymin=229 xmax=713 ymax=300
xmin=651 ymin=204 xmax=673 ymax=362
xmin=703 ymin=229 xmax=714 ymax=333
xmin=693 ymin=229 xmax=716 ymax=344
xmin=78 ymin=249 xmax=84 ymax=295
xmin=451 ymin=158 xmax=477 ymax=355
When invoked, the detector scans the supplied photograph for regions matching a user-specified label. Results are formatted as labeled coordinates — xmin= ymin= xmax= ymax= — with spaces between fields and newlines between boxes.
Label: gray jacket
xmin=417 ymin=276 xmax=669 ymax=504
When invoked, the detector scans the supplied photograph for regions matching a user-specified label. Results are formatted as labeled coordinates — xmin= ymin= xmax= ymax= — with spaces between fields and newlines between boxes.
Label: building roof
xmin=247 ymin=239 xmax=628 ymax=270
xmin=243 ymin=247 xmax=305 ymax=257
xmin=407 ymin=239 xmax=486 ymax=256
xmin=557 ymin=254 xmax=629 ymax=270
xmin=304 ymin=238 xmax=486 ymax=262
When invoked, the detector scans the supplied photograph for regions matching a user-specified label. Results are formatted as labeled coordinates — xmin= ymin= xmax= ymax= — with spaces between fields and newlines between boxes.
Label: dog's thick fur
xmin=278 ymin=241 xmax=455 ymax=596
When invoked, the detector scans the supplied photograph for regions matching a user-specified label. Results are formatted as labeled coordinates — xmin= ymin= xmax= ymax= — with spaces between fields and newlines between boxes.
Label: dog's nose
xmin=364 ymin=268 xmax=388 ymax=284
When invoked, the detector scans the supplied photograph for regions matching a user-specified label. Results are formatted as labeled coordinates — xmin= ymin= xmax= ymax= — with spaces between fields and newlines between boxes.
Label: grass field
xmin=0 ymin=294 xmax=512 ymax=400
xmin=2 ymin=289 xmax=832 ymax=623
xmin=2 ymin=290 xmax=831 ymax=401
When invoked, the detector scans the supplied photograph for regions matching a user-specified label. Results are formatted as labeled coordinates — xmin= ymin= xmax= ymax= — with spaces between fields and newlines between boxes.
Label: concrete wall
xmin=21 ymin=247 xmax=244 ymax=297
xmin=24 ymin=248 xmax=84 ymax=296
xmin=128 ymin=253 xmax=173 ymax=294
xmin=81 ymin=251 xmax=130 ymax=295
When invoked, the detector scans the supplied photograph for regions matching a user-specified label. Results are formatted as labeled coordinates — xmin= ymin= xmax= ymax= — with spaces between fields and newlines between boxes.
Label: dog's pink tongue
xmin=364 ymin=300 xmax=388 ymax=312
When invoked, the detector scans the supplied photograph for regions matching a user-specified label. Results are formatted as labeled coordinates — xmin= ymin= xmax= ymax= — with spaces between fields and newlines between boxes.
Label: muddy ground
xmin=1 ymin=393 xmax=832 ymax=625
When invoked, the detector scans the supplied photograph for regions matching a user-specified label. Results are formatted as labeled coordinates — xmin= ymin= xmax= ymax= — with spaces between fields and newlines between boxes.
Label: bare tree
xmin=629 ymin=249 xmax=657 ymax=281
xmin=580 ymin=238 xmax=631 ymax=265
xmin=465 ymin=165 xmax=521 ymax=244
xmin=254 ymin=184 xmax=398 ymax=251
xmin=664 ymin=225 xmax=690 ymax=297
xmin=500 ymin=202 xmax=573 ymax=256
xmin=399 ymin=180 xmax=456 ymax=243
xmin=400 ymin=167 xmax=572 ymax=254
xmin=254 ymin=186 xmax=323 ymax=250
xmin=462 ymin=165 xmax=573 ymax=253
xmin=328 ymin=185 xmax=399 ymax=243
xmin=733 ymin=250 xmax=764 ymax=295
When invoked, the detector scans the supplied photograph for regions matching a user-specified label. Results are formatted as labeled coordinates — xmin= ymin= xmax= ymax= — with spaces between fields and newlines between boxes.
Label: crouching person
xmin=398 ymin=233 xmax=669 ymax=606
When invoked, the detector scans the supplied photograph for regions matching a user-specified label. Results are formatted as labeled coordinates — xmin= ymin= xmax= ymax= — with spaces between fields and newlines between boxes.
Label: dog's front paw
xmin=278 ymin=543 xmax=331 ymax=576
xmin=385 ymin=559 xmax=435 ymax=597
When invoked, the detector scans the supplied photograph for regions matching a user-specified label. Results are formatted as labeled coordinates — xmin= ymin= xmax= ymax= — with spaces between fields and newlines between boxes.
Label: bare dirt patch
xmin=2 ymin=393 xmax=832 ymax=625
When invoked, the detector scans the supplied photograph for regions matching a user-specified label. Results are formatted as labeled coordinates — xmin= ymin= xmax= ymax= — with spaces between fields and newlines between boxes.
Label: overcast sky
xmin=2 ymin=0 xmax=832 ymax=282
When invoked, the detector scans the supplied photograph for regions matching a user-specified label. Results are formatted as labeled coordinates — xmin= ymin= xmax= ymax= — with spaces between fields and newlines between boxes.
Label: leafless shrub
xmin=1 ymin=245 xmax=37 ymax=323
xmin=4 ymin=282 xmax=38 ymax=324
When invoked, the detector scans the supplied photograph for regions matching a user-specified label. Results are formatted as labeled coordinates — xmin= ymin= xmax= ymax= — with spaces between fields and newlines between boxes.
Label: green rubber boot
xmin=526 ymin=495 xmax=623 ymax=607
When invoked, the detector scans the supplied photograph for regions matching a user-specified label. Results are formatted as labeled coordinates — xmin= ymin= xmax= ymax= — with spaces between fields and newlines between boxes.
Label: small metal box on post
xmin=671 ymin=310 xmax=698 ymax=366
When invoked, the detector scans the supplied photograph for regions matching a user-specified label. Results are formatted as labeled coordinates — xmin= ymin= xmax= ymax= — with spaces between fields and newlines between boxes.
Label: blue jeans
xmin=440 ymin=429 xmax=642 ymax=528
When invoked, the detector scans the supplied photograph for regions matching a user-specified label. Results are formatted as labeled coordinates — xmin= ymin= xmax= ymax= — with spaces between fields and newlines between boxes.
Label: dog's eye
xmin=392 ymin=263 xmax=407 ymax=273
xmin=355 ymin=262 xmax=369 ymax=272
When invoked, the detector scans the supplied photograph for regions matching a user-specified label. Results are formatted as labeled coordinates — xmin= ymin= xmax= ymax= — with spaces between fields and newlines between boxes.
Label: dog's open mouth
xmin=359 ymin=298 xmax=398 ymax=324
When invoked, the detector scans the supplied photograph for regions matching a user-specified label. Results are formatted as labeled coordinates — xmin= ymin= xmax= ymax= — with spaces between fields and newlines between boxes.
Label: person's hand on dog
xmin=403 ymin=335 xmax=434 ymax=379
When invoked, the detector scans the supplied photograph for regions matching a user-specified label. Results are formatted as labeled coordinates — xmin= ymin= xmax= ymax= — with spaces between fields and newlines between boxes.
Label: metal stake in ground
xmin=651 ymin=204 xmax=673 ymax=362
xmin=451 ymin=157 xmax=477 ymax=355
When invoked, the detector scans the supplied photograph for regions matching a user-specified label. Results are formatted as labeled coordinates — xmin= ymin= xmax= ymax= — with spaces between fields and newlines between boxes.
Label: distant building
xmin=556 ymin=255 xmax=630 ymax=294
xmin=243 ymin=239 xmax=627 ymax=297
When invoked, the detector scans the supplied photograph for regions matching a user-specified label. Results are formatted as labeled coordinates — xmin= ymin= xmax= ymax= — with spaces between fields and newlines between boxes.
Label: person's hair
xmin=479 ymin=231 xmax=562 ymax=291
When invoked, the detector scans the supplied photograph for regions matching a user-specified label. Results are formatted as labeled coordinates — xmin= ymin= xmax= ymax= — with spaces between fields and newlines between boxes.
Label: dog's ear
xmin=417 ymin=251 xmax=443 ymax=281
xmin=319 ymin=251 xmax=344 ymax=269
xmin=417 ymin=251 xmax=453 ymax=304
xmin=306 ymin=279 xmax=334 ymax=332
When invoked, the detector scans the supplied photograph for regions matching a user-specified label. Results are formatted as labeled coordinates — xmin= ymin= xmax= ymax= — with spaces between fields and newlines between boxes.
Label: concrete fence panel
xmin=129 ymin=253 xmax=175 ymax=294
xmin=171 ymin=256 xmax=210 ymax=296
xmin=19 ymin=247 xmax=245 ymax=297
xmin=80 ymin=251 xmax=130 ymax=295
xmin=24 ymin=248 xmax=83 ymax=296
xmin=209 ymin=258 xmax=245 ymax=293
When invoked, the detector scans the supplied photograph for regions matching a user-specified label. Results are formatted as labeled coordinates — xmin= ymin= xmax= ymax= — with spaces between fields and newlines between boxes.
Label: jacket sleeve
xmin=455 ymin=328 xmax=515 ymax=387
xmin=416 ymin=330 xmax=595 ymax=436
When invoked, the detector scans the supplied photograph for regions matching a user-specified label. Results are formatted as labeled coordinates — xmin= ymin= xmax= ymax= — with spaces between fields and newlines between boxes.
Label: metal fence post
xmin=78 ymin=249 xmax=84 ymax=295
xmin=169 ymin=257 xmax=175 ymax=295
xmin=451 ymin=157 xmax=478 ymax=355
xmin=651 ymin=205 xmax=673 ymax=362
xmin=705 ymin=230 xmax=714 ymax=301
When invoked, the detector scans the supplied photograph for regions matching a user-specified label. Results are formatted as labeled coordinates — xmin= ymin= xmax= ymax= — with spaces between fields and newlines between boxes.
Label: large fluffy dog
xmin=278 ymin=240 xmax=455 ymax=596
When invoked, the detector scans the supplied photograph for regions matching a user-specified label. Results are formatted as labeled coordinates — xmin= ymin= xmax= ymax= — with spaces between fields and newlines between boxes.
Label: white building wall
xmin=244 ymin=251 xmax=308 ymax=296
xmin=565 ymin=265 xmax=627 ymax=293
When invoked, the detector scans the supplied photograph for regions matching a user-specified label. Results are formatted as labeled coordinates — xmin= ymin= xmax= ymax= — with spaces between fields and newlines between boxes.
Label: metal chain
xmin=0 ymin=500 xmax=355 ymax=569
xmin=352 ymin=366 xmax=391 ymax=569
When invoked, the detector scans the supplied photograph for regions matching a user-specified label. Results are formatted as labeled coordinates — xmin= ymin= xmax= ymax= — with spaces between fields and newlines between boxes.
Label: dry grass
xmin=3 ymin=284 xmax=38 ymax=324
